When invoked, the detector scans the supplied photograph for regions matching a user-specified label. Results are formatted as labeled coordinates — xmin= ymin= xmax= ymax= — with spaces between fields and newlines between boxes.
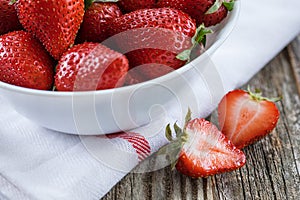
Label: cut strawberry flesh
xmin=218 ymin=90 xmax=280 ymax=149
xmin=176 ymin=119 xmax=246 ymax=177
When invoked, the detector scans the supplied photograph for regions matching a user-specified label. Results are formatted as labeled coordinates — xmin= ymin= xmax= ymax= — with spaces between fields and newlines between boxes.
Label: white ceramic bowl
xmin=0 ymin=2 xmax=240 ymax=135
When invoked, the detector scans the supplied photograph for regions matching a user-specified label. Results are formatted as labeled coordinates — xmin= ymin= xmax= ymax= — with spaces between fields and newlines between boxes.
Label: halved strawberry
xmin=159 ymin=110 xmax=246 ymax=178
xmin=218 ymin=87 xmax=281 ymax=149
xmin=55 ymin=42 xmax=129 ymax=91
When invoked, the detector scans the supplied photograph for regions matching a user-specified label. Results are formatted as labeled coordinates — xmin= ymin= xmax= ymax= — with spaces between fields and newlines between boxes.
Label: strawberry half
xmin=117 ymin=0 xmax=156 ymax=13
xmin=0 ymin=0 xmax=22 ymax=35
xmin=0 ymin=30 xmax=54 ymax=90
xmin=218 ymin=87 xmax=281 ymax=149
xmin=15 ymin=0 xmax=85 ymax=60
xmin=159 ymin=110 xmax=246 ymax=178
xmin=55 ymin=42 xmax=129 ymax=91
xmin=76 ymin=2 xmax=122 ymax=44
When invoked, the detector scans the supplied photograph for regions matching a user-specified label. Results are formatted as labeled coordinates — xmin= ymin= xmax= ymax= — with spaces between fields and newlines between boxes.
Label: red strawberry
xmin=76 ymin=2 xmax=122 ymax=44
xmin=15 ymin=0 xmax=85 ymax=60
xmin=203 ymin=4 xmax=228 ymax=27
xmin=117 ymin=0 xmax=156 ymax=13
xmin=218 ymin=88 xmax=281 ymax=149
xmin=55 ymin=42 xmax=129 ymax=91
xmin=156 ymin=0 xmax=234 ymax=26
xmin=160 ymin=111 xmax=246 ymax=178
xmin=123 ymin=68 xmax=147 ymax=86
xmin=122 ymin=63 xmax=175 ymax=86
xmin=0 ymin=30 xmax=54 ymax=90
xmin=109 ymin=8 xmax=208 ymax=81
xmin=0 ymin=0 xmax=22 ymax=35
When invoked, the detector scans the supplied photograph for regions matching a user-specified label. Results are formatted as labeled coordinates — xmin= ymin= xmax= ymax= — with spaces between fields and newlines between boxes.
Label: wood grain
xmin=102 ymin=35 xmax=300 ymax=200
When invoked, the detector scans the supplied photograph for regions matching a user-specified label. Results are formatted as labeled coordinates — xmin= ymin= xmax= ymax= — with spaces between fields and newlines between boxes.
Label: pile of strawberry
xmin=160 ymin=87 xmax=281 ymax=178
xmin=0 ymin=0 xmax=234 ymax=91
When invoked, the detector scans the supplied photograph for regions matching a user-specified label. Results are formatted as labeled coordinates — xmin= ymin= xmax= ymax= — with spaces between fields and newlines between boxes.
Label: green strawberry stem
xmin=176 ymin=24 xmax=213 ymax=62
xmin=247 ymin=85 xmax=282 ymax=102
xmin=158 ymin=109 xmax=192 ymax=169
xmin=206 ymin=0 xmax=235 ymax=14
xmin=206 ymin=0 xmax=223 ymax=14
xmin=223 ymin=0 xmax=235 ymax=11
xmin=9 ymin=0 xmax=16 ymax=5
xmin=84 ymin=0 xmax=94 ymax=9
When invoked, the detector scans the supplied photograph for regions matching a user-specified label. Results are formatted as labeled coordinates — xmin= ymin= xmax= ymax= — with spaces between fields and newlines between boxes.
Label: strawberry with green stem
xmin=156 ymin=0 xmax=235 ymax=26
xmin=159 ymin=109 xmax=246 ymax=178
xmin=218 ymin=86 xmax=281 ymax=149
xmin=109 ymin=8 xmax=212 ymax=84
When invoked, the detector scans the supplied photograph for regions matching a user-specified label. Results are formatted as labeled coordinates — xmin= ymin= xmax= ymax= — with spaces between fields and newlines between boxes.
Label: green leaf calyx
xmin=159 ymin=109 xmax=193 ymax=169
xmin=247 ymin=85 xmax=282 ymax=102
xmin=176 ymin=24 xmax=213 ymax=62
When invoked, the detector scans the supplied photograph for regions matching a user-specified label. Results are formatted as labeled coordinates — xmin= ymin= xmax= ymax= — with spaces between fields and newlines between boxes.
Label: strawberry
xmin=156 ymin=0 xmax=234 ymax=26
xmin=109 ymin=8 xmax=210 ymax=81
xmin=123 ymin=68 xmax=147 ymax=86
xmin=55 ymin=42 xmax=129 ymax=91
xmin=218 ymin=87 xmax=281 ymax=149
xmin=76 ymin=2 xmax=122 ymax=44
xmin=122 ymin=63 xmax=174 ymax=86
xmin=117 ymin=0 xmax=156 ymax=13
xmin=159 ymin=110 xmax=246 ymax=178
xmin=0 ymin=30 xmax=54 ymax=90
xmin=0 ymin=0 xmax=22 ymax=35
xmin=15 ymin=0 xmax=85 ymax=60
xmin=203 ymin=4 xmax=228 ymax=27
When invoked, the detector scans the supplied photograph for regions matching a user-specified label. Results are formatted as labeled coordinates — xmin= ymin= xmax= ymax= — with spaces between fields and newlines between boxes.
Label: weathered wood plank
xmin=288 ymin=35 xmax=300 ymax=95
xmin=102 ymin=36 xmax=300 ymax=200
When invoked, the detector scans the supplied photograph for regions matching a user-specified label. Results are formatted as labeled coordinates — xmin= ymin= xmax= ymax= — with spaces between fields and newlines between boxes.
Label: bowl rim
xmin=0 ymin=1 xmax=240 ymax=98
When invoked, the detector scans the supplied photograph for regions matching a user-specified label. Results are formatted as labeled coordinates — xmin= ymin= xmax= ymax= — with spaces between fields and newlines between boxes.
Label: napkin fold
xmin=1 ymin=0 xmax=300 ymax=199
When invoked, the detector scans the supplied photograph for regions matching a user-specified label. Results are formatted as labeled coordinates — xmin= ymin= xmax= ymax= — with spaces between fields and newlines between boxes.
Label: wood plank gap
xmin=238 ymin=169 xmax=247 ymax=200
xmin=130 ymin=174 xmax=134 ymax=200
xmin=244 ymin=158 xmax=255 ymax=200
xmin=278 ymin=153 xmax=289 ymax=199
xmin=261 ymin=147 xmax=278 ymax=200
xmin=287 ymin=46 xmax=300 ymax=96
xmin=202 ymin=178 xmax=208 ymax=200
xmin=214 ymin=176 xmax=223 ymax=200
xmin=279 ymin=101 xmax=300 ymax=177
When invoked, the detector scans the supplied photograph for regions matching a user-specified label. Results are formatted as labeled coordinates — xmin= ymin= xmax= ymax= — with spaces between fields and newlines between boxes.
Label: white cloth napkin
xmin=1 ymin=0 xmax=300 ymax=199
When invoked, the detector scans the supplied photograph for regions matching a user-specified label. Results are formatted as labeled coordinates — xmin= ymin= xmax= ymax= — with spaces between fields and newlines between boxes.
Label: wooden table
xmin=103 ymin=35 xmax=300 ymax=200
